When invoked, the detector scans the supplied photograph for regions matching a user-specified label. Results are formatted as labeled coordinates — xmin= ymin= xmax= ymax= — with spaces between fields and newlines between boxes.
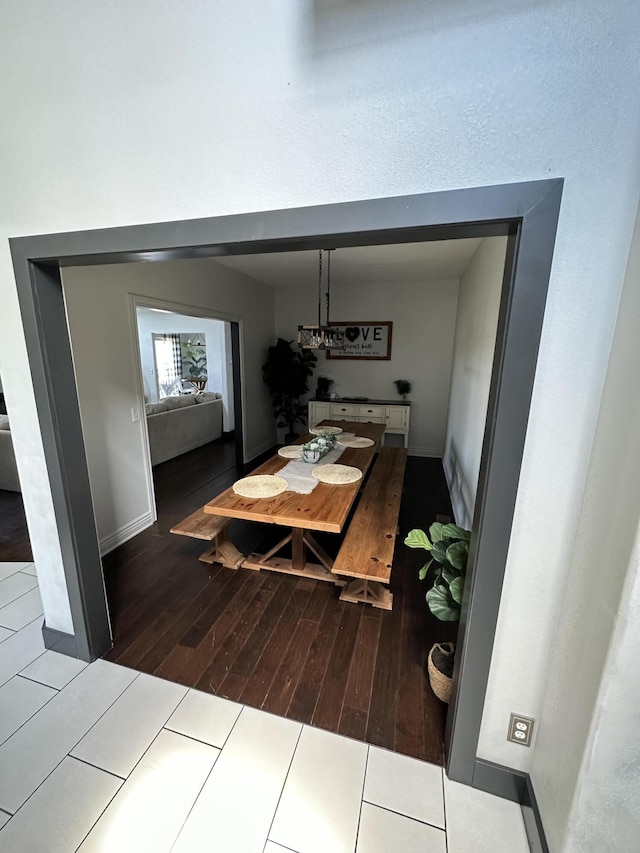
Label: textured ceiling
xmin=212 ymin=237 xmax=482 ymax=287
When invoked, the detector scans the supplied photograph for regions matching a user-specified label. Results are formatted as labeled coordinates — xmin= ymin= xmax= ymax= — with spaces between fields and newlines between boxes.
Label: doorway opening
xmin=131 ymin=302 xmax=240 ymax=535
xmin=10 ymin=180 xmax=563 ymax=790
xmin=95 ymin=236 xmax=505 ymax=767
xmin=0 ymin=374 xmax=32 ymax=564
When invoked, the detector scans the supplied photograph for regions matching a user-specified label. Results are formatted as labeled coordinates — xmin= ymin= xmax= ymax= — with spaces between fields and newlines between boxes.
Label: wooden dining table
xmin=203 ymin=420 xmax=385 ymax=584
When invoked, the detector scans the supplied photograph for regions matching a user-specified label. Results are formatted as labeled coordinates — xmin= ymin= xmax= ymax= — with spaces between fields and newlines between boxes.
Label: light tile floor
xmin=0 ymin=562 xmax=531 ymax=852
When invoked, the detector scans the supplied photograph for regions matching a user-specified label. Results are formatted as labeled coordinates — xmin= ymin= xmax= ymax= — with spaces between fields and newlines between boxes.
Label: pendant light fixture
xmin=298 ymin=249 xmax=345 ymax=350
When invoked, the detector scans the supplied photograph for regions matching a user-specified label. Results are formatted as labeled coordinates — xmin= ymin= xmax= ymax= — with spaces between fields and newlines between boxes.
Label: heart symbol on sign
xmin=345 ymin=327 xmax=360 ymax=342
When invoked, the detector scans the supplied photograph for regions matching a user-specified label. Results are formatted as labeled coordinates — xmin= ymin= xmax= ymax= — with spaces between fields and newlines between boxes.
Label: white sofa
xmin=0 ymin=417 xmax=20 ymax=492
xmin=145 ymin=392 xmax=223 ymax=466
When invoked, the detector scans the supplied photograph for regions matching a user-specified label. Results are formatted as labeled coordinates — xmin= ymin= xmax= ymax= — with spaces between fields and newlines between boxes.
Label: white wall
xmin=62 ymin=259 xmax=274 ymax=551
xmin=135 ymin=308 xmax=227 ymax=404
xmin=275 ymin=277 xmax=459 ymax=456
xmin=530 ymin=202 xmax=640 ymax=852
xmin=443 ymin=238 xmax=507 ymax=527
xmin=1 ymin=3 xmax=640 ymax=822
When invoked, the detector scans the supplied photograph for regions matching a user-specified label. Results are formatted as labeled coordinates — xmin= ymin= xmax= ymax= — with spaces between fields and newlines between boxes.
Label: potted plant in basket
xmin=405 ymin=522 xmax=470 ymax=703
xmin=262 ymin=338 xmax=317 ymax=443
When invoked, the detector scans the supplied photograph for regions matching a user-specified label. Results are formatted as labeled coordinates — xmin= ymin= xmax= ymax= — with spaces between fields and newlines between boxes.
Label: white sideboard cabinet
xmin=308 ymin=398 xmax=410 ymax=448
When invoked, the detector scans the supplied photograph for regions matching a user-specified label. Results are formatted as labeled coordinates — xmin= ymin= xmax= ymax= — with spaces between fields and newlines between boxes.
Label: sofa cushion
xmin=164 ymin=395 xmax=196 ymax=410
xmin=145 ymin=401 xmax=170 ymax=416
xmin=195 ymin=391 xmax=221 ymax=403
xmin=0 ymin=415 xmax=9 ymax=431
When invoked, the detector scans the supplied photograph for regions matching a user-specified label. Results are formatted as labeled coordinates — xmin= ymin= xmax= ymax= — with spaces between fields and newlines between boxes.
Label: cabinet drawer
xmin=357 ymin=416 xmax=385 ymax=424
xmin=331 ymin=403 xmax=358 ymax=417
xmin=357 ymin=404 xmax=384 ymax=418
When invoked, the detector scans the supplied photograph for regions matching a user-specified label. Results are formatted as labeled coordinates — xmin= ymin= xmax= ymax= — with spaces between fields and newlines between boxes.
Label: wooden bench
xmin=170 ymin=507 xmax=245 ymax=569
xmin=332 ymin=446 xmax=407 ymax=610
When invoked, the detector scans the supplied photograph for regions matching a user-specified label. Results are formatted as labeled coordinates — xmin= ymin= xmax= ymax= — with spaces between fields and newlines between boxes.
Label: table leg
xmin=243 ymin=527 xmax=344 ymax=586
xmin=291 ymin=528 xmax=307 ymax=572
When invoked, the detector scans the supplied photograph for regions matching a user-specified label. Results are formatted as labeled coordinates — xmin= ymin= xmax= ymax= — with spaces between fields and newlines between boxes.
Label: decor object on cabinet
xmin=308 ymin=398 xmax=410 ymax=448
xmin=404 ymin=522 xmax=471 ymax=703
xmin=316 ymin=376 xmax=334 ymax=399
xmin=263 ymin=338 xmax=317 ymax=442
xmin=297 ymin=249 xmax=345 ymax=351
xmin=394 ymin=379 xmax=411 ymax=401
xmin=326 ymin=322 xmax=392 ymax=360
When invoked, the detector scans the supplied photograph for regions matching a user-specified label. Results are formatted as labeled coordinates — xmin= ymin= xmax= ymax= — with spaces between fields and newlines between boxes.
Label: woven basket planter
xmin=427 ymin=642 xmax=455 ymax=704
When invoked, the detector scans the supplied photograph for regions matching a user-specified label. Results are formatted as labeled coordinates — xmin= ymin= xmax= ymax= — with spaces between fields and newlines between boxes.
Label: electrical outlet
xmin=507 ymin=713 xmax=534 ymax=746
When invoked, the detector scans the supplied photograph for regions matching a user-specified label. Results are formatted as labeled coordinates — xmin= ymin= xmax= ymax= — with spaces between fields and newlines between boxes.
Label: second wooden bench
xmin=170 ymin=507 xmax=245 ymax=569
xmin=331 ymin=446 xmax=407 ymax=610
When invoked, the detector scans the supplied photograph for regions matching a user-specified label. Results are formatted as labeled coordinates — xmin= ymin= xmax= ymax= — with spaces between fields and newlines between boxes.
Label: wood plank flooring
xmin=0 ymin=489 xmax=33 ymax=563
xmin=104 ymin=438 xmax=457 ymax=766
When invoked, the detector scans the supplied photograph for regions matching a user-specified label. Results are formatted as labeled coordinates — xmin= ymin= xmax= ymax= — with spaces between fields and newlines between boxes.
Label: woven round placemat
xmin=336 ymin=436 xmax=375 ymax=448
xmin=309 ymin=425 xmax=343 ymax=435
xmin=312 ymin=464 xmax=363 ymax=485
xmin=232 ymin=475 xmax=288 ymax=498
xmin=277 ymin=445 xmax=303 ymax=459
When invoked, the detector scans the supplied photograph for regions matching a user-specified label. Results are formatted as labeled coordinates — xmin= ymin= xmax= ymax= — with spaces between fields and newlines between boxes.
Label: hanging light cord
xmin=317 ymin=249 xmax=323 ymax=329
xmin=326 ymin=249 xmax=331 ymax=327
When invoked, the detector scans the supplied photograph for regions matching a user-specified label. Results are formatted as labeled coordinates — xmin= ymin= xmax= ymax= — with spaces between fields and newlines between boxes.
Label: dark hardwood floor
xmin=104 ymin=438 xmax=457 ymax=766
xmin=0 ymin=489 xmax=33 ymax=563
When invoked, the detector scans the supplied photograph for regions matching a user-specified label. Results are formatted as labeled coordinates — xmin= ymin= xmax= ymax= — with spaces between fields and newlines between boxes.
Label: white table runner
xmin=279 ymin=443 xmax=351 ymax=494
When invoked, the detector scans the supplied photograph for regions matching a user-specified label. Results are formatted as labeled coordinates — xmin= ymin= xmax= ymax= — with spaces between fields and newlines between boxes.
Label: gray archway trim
xmin=9 ymin=180 xmax=563 ymax=828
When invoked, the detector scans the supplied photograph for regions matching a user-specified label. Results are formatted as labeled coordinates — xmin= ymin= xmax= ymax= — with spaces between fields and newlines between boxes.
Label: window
xmin=153 ymin=333 xmax=182 ymax=398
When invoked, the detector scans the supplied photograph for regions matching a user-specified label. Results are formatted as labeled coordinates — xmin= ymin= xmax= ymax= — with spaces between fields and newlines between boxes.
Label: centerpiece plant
xmin=302 ymin=430 xmax=336 ymax=463
xmin=405 ymin=521 xmax=471 ymax=702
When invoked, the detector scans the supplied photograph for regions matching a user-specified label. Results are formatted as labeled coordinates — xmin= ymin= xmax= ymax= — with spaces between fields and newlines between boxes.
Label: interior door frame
xmin=9 ymin=179 xmax=563 ymax=792
xmin=130 ymin=294 xmax=246 ymax=495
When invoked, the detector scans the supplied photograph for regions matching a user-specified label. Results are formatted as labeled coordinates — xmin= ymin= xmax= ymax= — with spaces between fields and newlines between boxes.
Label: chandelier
xmin=297 ymin=249 xmax=345 ymax=350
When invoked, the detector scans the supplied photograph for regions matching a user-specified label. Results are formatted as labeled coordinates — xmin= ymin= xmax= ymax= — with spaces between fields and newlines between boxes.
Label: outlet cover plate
xmin=508 ymin=713 xmax=534 ymax=746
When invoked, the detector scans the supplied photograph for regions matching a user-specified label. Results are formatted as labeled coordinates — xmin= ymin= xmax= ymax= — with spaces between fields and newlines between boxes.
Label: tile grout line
xmin=166 ymin=706 xmax=244 ymax=853
xmin=70 ymin=693 xmax=200 ymax=851
xmin=361 ymin=799 xmax=447 ymax=833
xmin=71 ymin=760 xmax=126 ymax=851
xmin=263 ymin=720 xmax=305 ymax=849
xmin=0 ymin=678 xmax=60 ymax=749
xmin=16 ymin=673 xmax=63 ymax=691
xmin=0 ymin=629 xmax=16 ymax=644
xmin=69 ymin=672 xmax=189 ymax=777
xmin=442 ymin=769 xmax=449 ymax=853
xmin=0 ymin=578 xmax=40 ymax=612
xmin=0 ymin=592 xmax=43 ymax=631
xmin=67 ymin=753 xmax=126 ymax=781
xmin=0 ymin=614 xmax=49 ymax=688
xmin=0 ymin=665 xmax=141 ymax=818
xmin=354 ymin=743 xmax=371 ymax=853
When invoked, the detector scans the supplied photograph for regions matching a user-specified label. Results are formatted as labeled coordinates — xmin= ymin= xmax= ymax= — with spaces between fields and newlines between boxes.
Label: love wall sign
xmin=327 ymin=322 xmax=393 ymax=360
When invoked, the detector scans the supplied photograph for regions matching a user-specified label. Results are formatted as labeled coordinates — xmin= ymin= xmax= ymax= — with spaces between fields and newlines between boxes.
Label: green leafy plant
xmin=405 ymin=522 xmax=471 ymax=621
xmin=262 ymin=338 xmax=317 ymax=438
xmin=181 ymin=344 xmax=207 ymax=379
xmin=394 ymin=379 xmax=411 ymax=400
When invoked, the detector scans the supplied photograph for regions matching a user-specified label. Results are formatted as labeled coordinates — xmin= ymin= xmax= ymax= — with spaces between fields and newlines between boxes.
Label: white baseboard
xmin=407 ymin=448 xmax=442 ymax=458
xmin=99 ymin=510 xmax=154 ymax=556
xmin=247 ymin=438 xmax=277 ymax=463
xmin=443 ymin=465 xmax=464 ymax=527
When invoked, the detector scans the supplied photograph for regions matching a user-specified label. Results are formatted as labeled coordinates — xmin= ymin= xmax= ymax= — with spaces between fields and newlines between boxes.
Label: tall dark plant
xmin=262 ymin=338 xmax=317 ymax=438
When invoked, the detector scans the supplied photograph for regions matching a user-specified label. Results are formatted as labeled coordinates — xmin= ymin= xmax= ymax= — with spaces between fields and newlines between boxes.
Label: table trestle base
xmin=243 ymin=553 xmax=346 ymax=586
xmin=198 ymin=529 xmax=245 ymax=570
xmin=339 ymin=578 xmax=393 ymax=610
